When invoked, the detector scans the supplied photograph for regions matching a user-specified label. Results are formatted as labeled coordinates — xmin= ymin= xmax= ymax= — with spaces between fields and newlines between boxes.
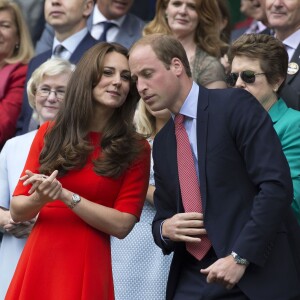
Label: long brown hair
xmin=39 ymin=43 xmax=142 ymax=178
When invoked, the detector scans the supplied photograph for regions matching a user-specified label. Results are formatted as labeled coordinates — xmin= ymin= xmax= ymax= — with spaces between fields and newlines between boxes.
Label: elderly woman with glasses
xmin=227 ymin=33 xmax=300 ymax=225
xmin=0 ymin=58 xmax=74 ymax=299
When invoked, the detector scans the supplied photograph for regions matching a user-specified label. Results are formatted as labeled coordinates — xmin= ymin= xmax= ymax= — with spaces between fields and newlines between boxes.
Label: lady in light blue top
xmin=0 ymin=58 xmax=74 ymax=299
xmin=227 ymin=33 xmax=300 ymax=224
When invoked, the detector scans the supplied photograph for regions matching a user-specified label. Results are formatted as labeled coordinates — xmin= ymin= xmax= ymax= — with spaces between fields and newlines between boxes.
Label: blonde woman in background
xmin=0 ymin=0 xmax=34 ymax=148
xmin=111 ymin=100 xmax=173 ymax=299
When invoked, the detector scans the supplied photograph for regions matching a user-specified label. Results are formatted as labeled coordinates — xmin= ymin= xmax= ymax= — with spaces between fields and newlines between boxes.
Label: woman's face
xmin=35 ymin=73 xmax=70 ymax=124
xmin=0 ymin=9 xmax=19 ymax=63
xmin=165 ymin=0 xmax=198 ymax=39
xmin=93 ymin=51 xmax=131 ymax=110
xmin=231 ymin=55 xmax=281 ymax=110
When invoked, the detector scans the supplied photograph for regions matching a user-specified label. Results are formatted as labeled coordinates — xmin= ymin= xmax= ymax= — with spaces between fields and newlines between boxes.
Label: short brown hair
xmin=228 ymin=34 xmax=288 ymax=85
xmin=130 ymin=33 xmax=192 ymax=77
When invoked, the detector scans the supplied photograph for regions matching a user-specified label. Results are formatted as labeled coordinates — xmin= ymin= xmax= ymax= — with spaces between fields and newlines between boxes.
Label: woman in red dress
xmin=6 ymin=43 xmax=150 ymax=300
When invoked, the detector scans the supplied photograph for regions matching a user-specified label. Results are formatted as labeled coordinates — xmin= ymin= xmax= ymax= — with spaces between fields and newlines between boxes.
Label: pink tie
xmin=174 ymin=114 xmax=211 ymax=260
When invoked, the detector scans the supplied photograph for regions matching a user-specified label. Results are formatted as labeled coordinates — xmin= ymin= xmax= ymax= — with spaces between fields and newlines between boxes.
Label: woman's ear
xmin=273 ymin=77 xmax=285 ymax=92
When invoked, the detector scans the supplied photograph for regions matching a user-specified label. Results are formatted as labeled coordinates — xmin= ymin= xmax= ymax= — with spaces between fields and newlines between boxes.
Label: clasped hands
xmin=21 ymin=169 xmax=62 ymax=204
xmin=3 ymin=212 xmax=36 ymax=238
xmin=162 ymin=212 xmax=246 ymax=290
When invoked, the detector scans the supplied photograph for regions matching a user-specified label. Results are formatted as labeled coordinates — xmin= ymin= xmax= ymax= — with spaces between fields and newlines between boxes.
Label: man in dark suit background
xmin=16 ymin=0 xmax=97 ymax=135
xmin=35 ymin=0 xmax=144 ymax=54
xmin=129 ymin=34 xmax=300 ymax=300
xmin=266 ymin=0 xmax=300 ymax=110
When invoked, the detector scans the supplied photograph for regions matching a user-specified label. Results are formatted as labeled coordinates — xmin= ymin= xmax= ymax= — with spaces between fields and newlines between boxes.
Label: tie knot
xmin=175 ymin=114 xmax=185 ymax=126
xmin=102 ymin=21 xmax=115 ymax=30
xmin=53 ymin=44 xmax=65 ymax=57
xmin=99 ymin=21 xmax=116 ymax=41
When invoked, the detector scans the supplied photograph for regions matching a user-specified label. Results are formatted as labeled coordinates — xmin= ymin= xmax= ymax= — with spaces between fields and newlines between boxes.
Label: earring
xmin=15 ymin=43 xmax=19 ymax=50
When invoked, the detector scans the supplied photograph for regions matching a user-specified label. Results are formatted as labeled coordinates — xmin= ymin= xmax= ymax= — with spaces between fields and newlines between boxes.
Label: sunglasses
xmin=226 ymin=71 xmax=266 ymax=87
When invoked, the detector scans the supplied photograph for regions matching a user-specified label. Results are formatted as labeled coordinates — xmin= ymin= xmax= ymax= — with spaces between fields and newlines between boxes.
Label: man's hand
xmin=200 ymin=255 xmax=247 ymax=290
xmin=162 ymin=212 xmax=207 ymax=242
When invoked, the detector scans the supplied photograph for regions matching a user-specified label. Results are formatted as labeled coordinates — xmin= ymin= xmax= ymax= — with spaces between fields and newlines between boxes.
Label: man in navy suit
xmin=266 ymin=0 xmax=300 ymax=110
xmin=16 ymin=0 xmax=97 ymax=135
xmin=129 ymin=34 xmax=300 ymax=300
xmin=35 ymin=0 xmax=144 ymax=54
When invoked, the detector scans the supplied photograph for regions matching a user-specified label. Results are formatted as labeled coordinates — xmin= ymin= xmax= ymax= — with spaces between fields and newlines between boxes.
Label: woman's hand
xmin=21 ymin=170 xmax=62 ymax=204
xmin=4 ymin=217 xmax=36 ymax=238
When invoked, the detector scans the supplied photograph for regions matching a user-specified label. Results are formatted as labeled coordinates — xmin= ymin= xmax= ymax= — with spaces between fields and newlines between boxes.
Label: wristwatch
xmin=231 ymin=251 xmax=250 ymax=266
xmin=68 ymin=193 xmax=81 ymax=209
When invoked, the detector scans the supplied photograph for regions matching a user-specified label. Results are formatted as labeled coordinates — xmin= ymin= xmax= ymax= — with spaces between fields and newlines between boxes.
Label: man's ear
xmin=170 ymin=57 xmax=184 ymax=76
xmin=83 ymin=0 xmax=94 ymax=18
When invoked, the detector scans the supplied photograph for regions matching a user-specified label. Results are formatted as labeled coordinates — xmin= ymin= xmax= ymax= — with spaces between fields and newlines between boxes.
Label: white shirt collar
xmin=179 ymin=82 xmax=199 ymax=119
xmin=92 ymin=4 xmax=125 ymax=27
xmin=53 ymin=27 xmax=88 ymax=56
xmin=283 ymin=28 xmax=300 ymax=52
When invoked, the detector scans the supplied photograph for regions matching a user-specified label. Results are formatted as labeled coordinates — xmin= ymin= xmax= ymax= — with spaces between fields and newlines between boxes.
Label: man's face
xmin=97 ymin=0 xmax=134 ymax=20
xmin=45 ymin=0 xmax=93 ymax=31
xmin=129 ymin=45 xmax=181 ymax=114
xmin=266 ymin=0 xmax=300 ymax=38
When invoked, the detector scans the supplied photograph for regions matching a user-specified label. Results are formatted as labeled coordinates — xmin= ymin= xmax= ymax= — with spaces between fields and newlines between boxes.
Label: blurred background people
xmin=227 ymin=33 xmax=300 ymax=224
xmin=111 ymin=101 xmax=172 ymax=299
xmin=0 ymin=58 xmax=74 ymax=300
xmin=5 ymin=42 xmax=150 ymax=300
xmin=231 ymin=0 xmax=270 ymax=41
xmin=14 ymin=0 xmax=44 ymax=46
xmin=266 ymin=0 xmax=300 ymax=110
xmin=36 ymin=0 xmax=145 ymax=54
xmin=16 ymin=0 xmax=96 ymax=136
xmin=143 ymin=0 xmax=227 ymax=89
xmin=0 ymin=0 xmax=34 ymax=149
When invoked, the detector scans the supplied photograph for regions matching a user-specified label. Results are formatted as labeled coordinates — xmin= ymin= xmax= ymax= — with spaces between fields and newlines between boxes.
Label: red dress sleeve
xmin=13 ymin=122 xmax=50 ymax=197
xmin=113 ymin=140 xmax=151 ymax=220
xmin=0 ymin=64 xmax=28 ymax=146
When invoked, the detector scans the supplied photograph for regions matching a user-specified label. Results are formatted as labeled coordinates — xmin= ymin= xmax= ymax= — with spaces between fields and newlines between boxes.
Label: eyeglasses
xmin=36 ymin=87 xmax=65 ymax=100
xmin=226 ymin=71 xmax=266 ymax=87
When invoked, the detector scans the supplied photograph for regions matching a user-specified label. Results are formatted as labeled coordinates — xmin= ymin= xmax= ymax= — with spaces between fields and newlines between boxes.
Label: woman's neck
xmin=175 ymin=34 xmax=196 ymax=64
xmin=89 ymin=106 xmax=114 ymax=132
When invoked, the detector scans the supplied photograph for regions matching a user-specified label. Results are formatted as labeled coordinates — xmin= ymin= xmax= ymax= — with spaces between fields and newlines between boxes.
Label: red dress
xmin=5 ymin=123 xmax=150 ymax=300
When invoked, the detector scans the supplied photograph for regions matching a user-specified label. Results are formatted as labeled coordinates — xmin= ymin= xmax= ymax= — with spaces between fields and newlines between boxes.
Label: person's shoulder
xmin=205 ymin=87 xmax=264 ymax=114
xmin=28 ymin=50 xmax=51 ymax=70
xmin=124 ymin=13 xmax=145 ymax=27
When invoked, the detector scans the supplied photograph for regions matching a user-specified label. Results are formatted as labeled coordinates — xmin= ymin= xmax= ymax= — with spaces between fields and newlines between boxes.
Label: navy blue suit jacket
xmin=152 ymin=86 xmax=300 ymax=299
xmin=16 ymin=33 xmax=97 ymax=135
xmin=280 ymin=42 xmax=300 ymax=111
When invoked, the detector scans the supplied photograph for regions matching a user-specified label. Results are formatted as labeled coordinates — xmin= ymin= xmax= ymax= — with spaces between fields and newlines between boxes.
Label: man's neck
xmin=275 ymin=25 xmax=300 ymax=41
xmin=54 ymin=22 xmax=87 ymax=42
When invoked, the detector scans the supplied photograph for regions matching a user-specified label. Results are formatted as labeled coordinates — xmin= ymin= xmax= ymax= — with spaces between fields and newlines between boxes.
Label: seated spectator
xmin=0 ymin=0 xmax=34 ymax=148
xmin=143 ymin=0 xmax=227 ymax=89
xmin=35 ymin=0 xmax=145 ymax=54
xmin=15 ymin=0 xmax=96 ymax=136
xmin=227 ymin=33 xmax=300 ymax=224
xmin=0 ymin=58 xmax=74 ymax=299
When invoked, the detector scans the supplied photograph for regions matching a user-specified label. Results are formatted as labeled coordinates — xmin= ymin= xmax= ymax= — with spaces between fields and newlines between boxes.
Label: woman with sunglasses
xmin=227 ymin=33 xmax=300 ymax=225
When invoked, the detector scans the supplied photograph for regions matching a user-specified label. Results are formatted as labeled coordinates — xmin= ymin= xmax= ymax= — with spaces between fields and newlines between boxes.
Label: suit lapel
xmin=196 ymin=86 xmax=209 ymax=212
xmin=166 ymin=120 xmax=184 ymax=213
xmin=286 ymin=43 xmax=300 ymax=84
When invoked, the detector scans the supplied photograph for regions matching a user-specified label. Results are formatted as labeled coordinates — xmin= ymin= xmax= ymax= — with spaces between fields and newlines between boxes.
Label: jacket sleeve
xmin=0 ymin=64 xmax=28 ymax=146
